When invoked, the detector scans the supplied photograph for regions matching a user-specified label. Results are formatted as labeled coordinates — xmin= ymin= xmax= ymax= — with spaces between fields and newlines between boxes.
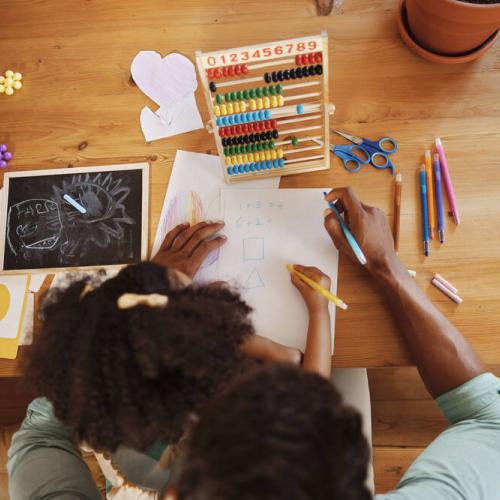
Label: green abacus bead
xmin=224 ymin=147 xmax=228 ymax=155
xmin=270 ymin=85 xmax=276 ymax=95
xmin=243 ymin=89 xmax=249 ymax=99
xmin=231 ymin=146 xmax=236 ymax=155
xmin=237 ymin=90 xmax=244 ymax=100
xmin=216 ymin=94 xmax=223 ymax=104
xmin=257 ymin=143 xmax=263 ymax=151
xmin=249 ymin=88 xmax=256 ymax=98
xmin=276 ymin=84 xmax=283 ymax=94
xmin=263 ymin=142 xmax=269 ymax=150
xmin=291 ymin=136 xmax=299 ymax=146
xmin=270 ymin=141 xmax=275 ymax=149
xmin=225 ymin=92 xmax=231 ymax=102
xmin=256 ymin=87 xmax=262 ymax=97
xmin=230 ymin=92 xmax=237 ymax=101
xmin=263 ymin=86 xmax=270 ymax=96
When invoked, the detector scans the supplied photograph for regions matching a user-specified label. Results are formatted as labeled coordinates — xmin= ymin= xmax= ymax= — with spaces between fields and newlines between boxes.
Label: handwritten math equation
xmin=234 ymin=199 xmax=285 ymax=229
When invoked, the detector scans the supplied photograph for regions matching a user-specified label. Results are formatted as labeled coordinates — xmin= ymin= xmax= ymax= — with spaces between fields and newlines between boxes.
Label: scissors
xmin=329 ymin=128 xmax=398 ymax=174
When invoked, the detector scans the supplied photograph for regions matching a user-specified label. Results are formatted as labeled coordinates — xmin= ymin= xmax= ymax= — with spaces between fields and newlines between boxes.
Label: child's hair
xmin=27 ymin=262 xmax=254 ymax=452
xmin=174 ymin=363 xmax=371 ymax=500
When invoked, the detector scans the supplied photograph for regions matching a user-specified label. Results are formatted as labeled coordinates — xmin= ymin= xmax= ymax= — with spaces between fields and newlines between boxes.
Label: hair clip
xmin=117 ymin=293 xmax=169 ymax=310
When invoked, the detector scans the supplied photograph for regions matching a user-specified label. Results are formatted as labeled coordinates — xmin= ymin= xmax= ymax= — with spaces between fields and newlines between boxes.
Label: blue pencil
xmin=323 ymin=192 xmax=367 ymax=265
xmin=433 ymin=153 xmax=445 ymax=244
xmin=419 ymin=166 xmax=430 ymax=256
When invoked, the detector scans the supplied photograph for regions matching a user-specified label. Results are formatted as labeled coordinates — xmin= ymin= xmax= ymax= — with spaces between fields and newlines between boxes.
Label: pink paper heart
xmin=131 ymin=51 xmax=197 ymax=109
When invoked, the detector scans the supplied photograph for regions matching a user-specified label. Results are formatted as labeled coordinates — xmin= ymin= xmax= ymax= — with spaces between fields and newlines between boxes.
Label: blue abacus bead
xmin=279 ymin=158 xmax=285 ymax=167
xmin=238 ymin=164 xmax=244 ymax=173
xmin=227 ymin=167 xmax=233 ymax=175
xmin=234 ymin=114 xmax=241 ymax=124
xmin=255 ymin=162 xmax=262 ymax=171
xmin=273 ymin=159 xmax=279 ymax=168
xmin=297 ymin=104 xmax=304 ymax=114
xmin=246 ymin=112 xmax=253 ymax=122
xmin=250 ymin=163 xmax=256 ymax=171
xmin=244 ymin=163 xmax=250 ymax=172
xmin=228 ymin=115 xmax=234 ymax=125
xmin=264 ymin=109 xmax=271 ymax=119
xmin=216 ymin=117 xmax=223 ymax=126
xmin=221 ymin=117 xmax=227 ymax=125
xmin=265 ymin=160 xmax=271 ymax=169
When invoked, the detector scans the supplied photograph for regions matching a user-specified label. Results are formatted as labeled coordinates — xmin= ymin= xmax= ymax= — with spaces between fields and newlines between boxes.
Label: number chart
xmin=196 ymin=32 xmax=333 ymax=183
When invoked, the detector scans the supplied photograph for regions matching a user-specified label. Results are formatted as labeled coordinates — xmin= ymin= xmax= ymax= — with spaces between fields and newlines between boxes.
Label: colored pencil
xmin=433 ymin=154 xmax=445 ymax=244
xmin=393 ymin=173 xmax=402 ymax=252
xmin=431 ymin=278 xmax=463 ymax=304
xmin=287 ymin=264 xmax=348 ymax=310
xmin=435 ymin=137 xmax=460 ymax=225
xmin=424 ymin=150 xmax=436 ymax=239
xmin=419 ymin=166 xmax=430 ymax=257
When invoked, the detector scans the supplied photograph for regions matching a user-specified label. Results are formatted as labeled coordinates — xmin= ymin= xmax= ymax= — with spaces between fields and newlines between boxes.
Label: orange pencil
xmin=424 ymin=150 xmax=436 ymax=239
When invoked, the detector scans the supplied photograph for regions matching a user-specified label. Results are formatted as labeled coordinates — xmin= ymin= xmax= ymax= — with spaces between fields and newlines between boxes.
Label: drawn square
xmin=243 ymin=237 xmax=264 ymax=261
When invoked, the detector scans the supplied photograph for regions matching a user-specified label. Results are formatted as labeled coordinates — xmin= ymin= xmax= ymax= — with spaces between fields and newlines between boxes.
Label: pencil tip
xmin=435 ymin=137 xmax=442 ymax=146
xmin=395 ymin=173 xmax=402 ymax=182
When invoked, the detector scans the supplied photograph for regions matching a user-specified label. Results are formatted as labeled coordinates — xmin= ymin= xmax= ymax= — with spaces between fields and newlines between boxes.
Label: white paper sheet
xmin=140 ymin=93 xmax=203 ymax=142
xmin=219 ymin=189 xmax=339 ymax=352
xmin=0 ymin=275 xmax=30 ymax=339
xmin=152 ymin=151 xmax=279 ymax=282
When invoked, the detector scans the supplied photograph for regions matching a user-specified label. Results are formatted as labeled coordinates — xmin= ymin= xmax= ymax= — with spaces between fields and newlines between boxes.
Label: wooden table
xmin=1 ymin=0 xmax=499 ymax=375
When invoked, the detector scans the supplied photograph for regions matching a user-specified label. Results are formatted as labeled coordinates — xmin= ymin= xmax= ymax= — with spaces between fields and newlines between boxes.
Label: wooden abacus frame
xmin=196 ymin=31 xmax=332 ymax=183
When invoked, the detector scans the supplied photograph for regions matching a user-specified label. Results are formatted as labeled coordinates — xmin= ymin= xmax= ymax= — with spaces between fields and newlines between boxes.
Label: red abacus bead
xmin=241 ymin=64 xmax=249 ymax=75
xmin=242 ymin=124 xmax=249 ymax=133
xmin=228 ymin=66 xmax=235 ymax=76
xmin=295 ymin=55 xmax=301 ymax=65
xmin=271 ymin=119 xmax=277 ymax=129
xmin=214 ymin=68 xmax=222 ymax=79
xmin=234 ymin=65 xmax=242 ymax=75
xmin=207 ymin=69 xmax=214 ymax=79
xmin=247 ymin=123 xmax=254 ymax=132
xmin=219 ymin=128 xmax=225 ymax=137
xmin=315 ymin=52 xmax=322 ymax=62
xmin=308 ymin=53 xmax=315 ymax=63
xmin=236 ymin=125 xmax=243 ymax=134
xmin=232 ymin=126 xmax=238 ymax=135
xmin=222 ymin=67 xmax=228 ymax=77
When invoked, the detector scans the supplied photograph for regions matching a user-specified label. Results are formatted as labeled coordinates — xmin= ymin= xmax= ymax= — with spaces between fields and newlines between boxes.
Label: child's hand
xmin=290 ymin=265 xmax=331 ymax=312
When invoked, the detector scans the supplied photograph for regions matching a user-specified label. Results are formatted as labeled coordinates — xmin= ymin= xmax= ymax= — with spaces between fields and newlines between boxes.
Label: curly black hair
xmin=26 ymin=262 xmax=254 ymax=452
xmin=175 ymin=363 xmax=371 ymax=500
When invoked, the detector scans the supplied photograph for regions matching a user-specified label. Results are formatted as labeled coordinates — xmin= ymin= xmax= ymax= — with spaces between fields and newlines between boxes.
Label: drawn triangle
xmin=243 ymin=268 xmax=264 ymax=289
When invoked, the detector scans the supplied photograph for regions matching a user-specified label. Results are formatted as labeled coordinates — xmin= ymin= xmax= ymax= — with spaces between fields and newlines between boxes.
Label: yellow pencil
xmin=425 ymin=150 xmax=436 ymax=240
xmin=287 ymin=264 xmax=348 ymax=310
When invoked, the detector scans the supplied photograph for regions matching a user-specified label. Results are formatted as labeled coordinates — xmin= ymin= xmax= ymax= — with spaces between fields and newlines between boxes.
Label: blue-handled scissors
xmin=329 ymin=128 xmax=398 ymax=174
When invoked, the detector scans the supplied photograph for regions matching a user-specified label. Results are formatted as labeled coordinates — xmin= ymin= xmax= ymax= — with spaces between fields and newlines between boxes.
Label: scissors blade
xmin=330 ymin=128 xmax=363 ymax=145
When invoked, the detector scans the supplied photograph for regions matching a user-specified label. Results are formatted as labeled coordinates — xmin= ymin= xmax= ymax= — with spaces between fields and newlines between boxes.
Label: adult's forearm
xmin=375 ymin=256 xmax=485 ymax=398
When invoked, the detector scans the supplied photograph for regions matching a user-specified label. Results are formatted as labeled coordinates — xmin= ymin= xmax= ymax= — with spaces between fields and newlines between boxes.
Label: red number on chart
xmin=286 ymin=43 xmax=294 ymax=53
xmin=252 ymin=49 xmax=261 ymax=58
xmin=297 ymin=42 xmax=305 ymax=51
xmin=262 ymin=47 xmax=271 ymax=57
xmin=207 ymin=56 xmax=216 ymax=66
xmin=274 ymin=45 xmax=283 ymax=55
xmin=230 ymin=53 xmax=238 ymax=62
xmin=308 ymin=40 xmax=317 ymax=50
xmin=220 ymin=55 xmax=226 ymax=64
xmin=241 ymin=51 xmax=249 ymax=61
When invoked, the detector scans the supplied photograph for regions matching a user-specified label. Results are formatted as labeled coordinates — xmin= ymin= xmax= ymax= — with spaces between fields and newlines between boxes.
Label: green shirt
xmin=376 ymin=372 xmax=500 ymax=499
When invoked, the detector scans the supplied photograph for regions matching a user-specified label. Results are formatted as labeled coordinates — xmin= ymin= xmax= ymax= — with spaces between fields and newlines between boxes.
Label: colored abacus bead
xmin=241 ymin=64 xmax=249 ymax=75
xmin=264 ymin=72 xmax=272 ymax=83
xmin=315 ymin=52 xmax=322 ymax=62
xmin=283 ymin=69 xmax=290 ymax=80
xmin=214 ymin=105 xmax=221 ymax=117
xmin=256 ymin=87 xmax=262 ymax=97
xmin=210 ymin=81 xmax=217 ymax=92
xmin=277 ymin=149 xmax=284 ymax=159
xmin=277 ymin=71 xmax=284 ymax=82
xmin=257 ymin=98 xmax=263 ymax=110
xmin=272 ymin=71 xmax=278 ymax=83
xmin=289 ymin=68 xmax=296 ymax=79
xmin=278 ymin=95 xmax=284 ymax=106
xmin=216 ymin=94 xmax=223 ymax=104
xmin=315 ymin=64 xmax=323 ymax=75
xmin=263 ymin=86 xmax=270 ymax=96
xmin=272 ymin=130 xmax=279 ymax=139
xmin=263 ymin=97 xmax=270 ymax=108
xmin=296 ymin=104 xmax=304 ymax=114
xmin=291 ymin=136 xmax=299 ymax=146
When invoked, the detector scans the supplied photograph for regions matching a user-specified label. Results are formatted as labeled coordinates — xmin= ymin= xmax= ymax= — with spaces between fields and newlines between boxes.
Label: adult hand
xmin=323 ymin=187 xmax=399 ymax=279
xmin=152 ymin=221 xmax=226 ymax=279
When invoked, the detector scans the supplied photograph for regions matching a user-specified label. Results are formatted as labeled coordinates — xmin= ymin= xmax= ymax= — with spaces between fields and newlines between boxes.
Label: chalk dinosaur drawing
xmin=6 ymin=172 xmax=135 ymax=265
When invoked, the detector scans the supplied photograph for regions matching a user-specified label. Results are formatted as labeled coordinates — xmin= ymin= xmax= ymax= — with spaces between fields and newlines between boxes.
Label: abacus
xmin=196 ymin=32 xmax=333 ymax=183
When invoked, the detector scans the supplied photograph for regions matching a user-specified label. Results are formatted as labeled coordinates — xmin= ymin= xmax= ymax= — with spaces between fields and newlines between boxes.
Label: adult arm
xmin=323 ymin=187 xmax=485 ymax=398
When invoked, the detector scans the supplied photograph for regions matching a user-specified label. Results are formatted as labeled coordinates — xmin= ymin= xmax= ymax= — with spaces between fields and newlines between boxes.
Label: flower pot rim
xmin=436 ymin=0 xmax=500 ymax=10
xmin=398 ymin=0 xmax=500 ymax=63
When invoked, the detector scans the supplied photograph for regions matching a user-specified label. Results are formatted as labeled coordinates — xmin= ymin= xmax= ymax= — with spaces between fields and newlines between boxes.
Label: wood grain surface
xmin=0 ymin=0 xmax=499 ymax=373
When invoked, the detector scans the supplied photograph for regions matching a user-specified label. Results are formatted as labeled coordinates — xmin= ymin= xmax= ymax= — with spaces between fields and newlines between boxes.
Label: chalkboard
xmin=0 ymin=163 xmax=149 ymax=272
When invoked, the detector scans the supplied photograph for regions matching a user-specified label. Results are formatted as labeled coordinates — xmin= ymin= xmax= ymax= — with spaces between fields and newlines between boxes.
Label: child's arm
xmin=290 ymin=265 xmax=332 ymax=379
xmin=241 ymin=335 xmax=302 ymax=365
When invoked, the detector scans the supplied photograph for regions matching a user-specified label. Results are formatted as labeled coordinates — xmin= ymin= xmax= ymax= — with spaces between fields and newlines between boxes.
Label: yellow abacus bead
xmin=0 ymin=85 xmax=5 ymax=93
xmin=240 ymin=101 xmax=247 ymax=112
xmin=248 ymin=153 xmax=254 ymax=162
xmin=231 ymin=156 xmax=238 ymax=164
xmin=263 ymin=97 xmax=270 ymax=109
xmin=277 ymin=149 xmax=284 ymax=159
xmin=227 ymin=103 xmax=234 ymax=114
xmin=225 ymin=156 xmax=232 ymax=165
xmin=259 ymin=152 xmax=266 ymax=161
xmin=5 ymin=87 xmax=14 ymax=96
xmin=242 ymin=154 xmax=248 ymax=163
xmin=0 ymin=76 xmax=5 ymax=84
xmin=13 ymin=81 xmax=22 ymax=90
xmin=237 ymin=155 xmax=243 ymax=164
xmin=5 ymin=70 xmax=14 ymax=79
xmin=214 ymin=105 xmax=221 ymax=117
xmin=233 ymin=102 xmax=240 ymax=113
xmin=270 ymin=150 xmax=277 ymax=160
xmin=256 ymin=98 xmax=264 ymax=110
xmin=13 ymin=72 xmax=22 ymax=81
xmin=278 ymin=95 xmax=285 ymax=106
xmin=249 ymin=99 xmax=257 ymax=111
xmin=271 ymin=96 xmax=278 ymax=108
xmin=265 ymin=151 xmax=271 ymax=160
xmin=220 ymin=104 xmax=227 ymax=116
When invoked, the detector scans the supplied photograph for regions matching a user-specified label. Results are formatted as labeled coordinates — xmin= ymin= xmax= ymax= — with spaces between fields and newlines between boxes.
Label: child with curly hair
xmin=8 ymin=220 xmax=332 ymax=499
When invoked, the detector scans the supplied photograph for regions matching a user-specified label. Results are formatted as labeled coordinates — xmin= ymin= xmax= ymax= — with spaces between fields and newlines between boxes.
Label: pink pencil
xmin=435 ymin=137 xmax=460 ymax=225
xmin=431 ymin=278 xmax=463 ymax=304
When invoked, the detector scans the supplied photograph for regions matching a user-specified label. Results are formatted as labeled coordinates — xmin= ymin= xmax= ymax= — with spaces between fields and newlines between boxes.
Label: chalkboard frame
xmin=0 ymin=163 xmax=149 ymax=274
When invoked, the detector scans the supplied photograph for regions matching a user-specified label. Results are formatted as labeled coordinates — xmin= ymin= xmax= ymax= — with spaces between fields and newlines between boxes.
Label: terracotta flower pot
xmin=405 ymin=0 xmax=500 ymax=56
